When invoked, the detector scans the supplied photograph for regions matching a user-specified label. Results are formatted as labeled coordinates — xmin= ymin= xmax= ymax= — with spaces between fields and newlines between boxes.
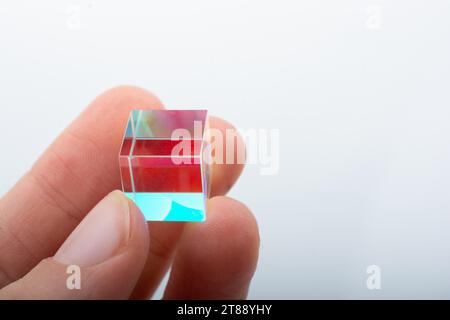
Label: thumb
xmin=0 ymin=190 xmax=149 ymax=299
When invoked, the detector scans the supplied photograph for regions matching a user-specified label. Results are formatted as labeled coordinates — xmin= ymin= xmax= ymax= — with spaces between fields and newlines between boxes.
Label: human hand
xmin=0 ymin=86 xmax=259 ymax=299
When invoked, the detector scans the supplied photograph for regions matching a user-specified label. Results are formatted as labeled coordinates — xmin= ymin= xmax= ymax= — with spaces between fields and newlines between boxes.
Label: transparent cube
xmin=119 ymin=110 xmax=210 ymax=221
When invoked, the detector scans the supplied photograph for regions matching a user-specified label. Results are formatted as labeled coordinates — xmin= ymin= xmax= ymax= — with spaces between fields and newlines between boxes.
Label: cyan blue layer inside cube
xmin=125 ymin=192 xmax=206 ymax=222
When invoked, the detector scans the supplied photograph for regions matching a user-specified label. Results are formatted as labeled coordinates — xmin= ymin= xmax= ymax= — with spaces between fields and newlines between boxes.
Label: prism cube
xmin=119 ymin=110 xmax=210 ymax=221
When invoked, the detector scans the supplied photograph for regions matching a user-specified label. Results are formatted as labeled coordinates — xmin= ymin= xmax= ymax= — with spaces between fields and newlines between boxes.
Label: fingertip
xmin=200 ymin=196 xmax=260 ymax=275
xmin=164 ymin=196 xmax=259 ymax=299
xmin=120 ymin=191 xmax=150 ymax=257
xmin=208 ymin=117 xmax=246 ymax=197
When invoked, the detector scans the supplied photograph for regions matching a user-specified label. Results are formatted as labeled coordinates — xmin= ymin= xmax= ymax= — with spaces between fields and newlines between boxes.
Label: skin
xmin=0 ymin=86 xmax=259 ymax=299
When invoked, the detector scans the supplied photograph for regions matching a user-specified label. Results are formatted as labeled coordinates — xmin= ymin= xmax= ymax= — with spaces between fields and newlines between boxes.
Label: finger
xmin=0 ymin=191 xmax=149 ymax=299
xmin=130 ymin=117 xmax=246 ymax=299
xmin=0 ymin=85 xmax=245 ymax=292
xmin=208 ymin=116 xmax=245 ymax=197
xmin=0 ymin=85 xmax=161 ymax=288
xmin=163 ymin=196 xmax=259 ymax=300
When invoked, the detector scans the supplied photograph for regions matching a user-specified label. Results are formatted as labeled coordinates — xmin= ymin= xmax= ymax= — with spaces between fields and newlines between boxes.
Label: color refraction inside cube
xmin=119 ymin=110 xmax=210 ymax=222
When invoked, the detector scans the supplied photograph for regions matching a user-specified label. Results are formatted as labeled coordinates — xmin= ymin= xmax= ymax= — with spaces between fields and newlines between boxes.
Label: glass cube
xmin=119 ymin=110 xmax=210 ymax=222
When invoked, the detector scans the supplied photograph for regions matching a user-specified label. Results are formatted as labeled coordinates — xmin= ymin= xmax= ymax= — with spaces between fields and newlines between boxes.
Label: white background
xmin=1 ymin=0 xmax=450 ymax=298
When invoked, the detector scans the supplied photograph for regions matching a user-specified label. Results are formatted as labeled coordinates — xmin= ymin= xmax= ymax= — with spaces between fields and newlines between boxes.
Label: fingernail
xmin=54 ymin=190 xmax=131 ymax=267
